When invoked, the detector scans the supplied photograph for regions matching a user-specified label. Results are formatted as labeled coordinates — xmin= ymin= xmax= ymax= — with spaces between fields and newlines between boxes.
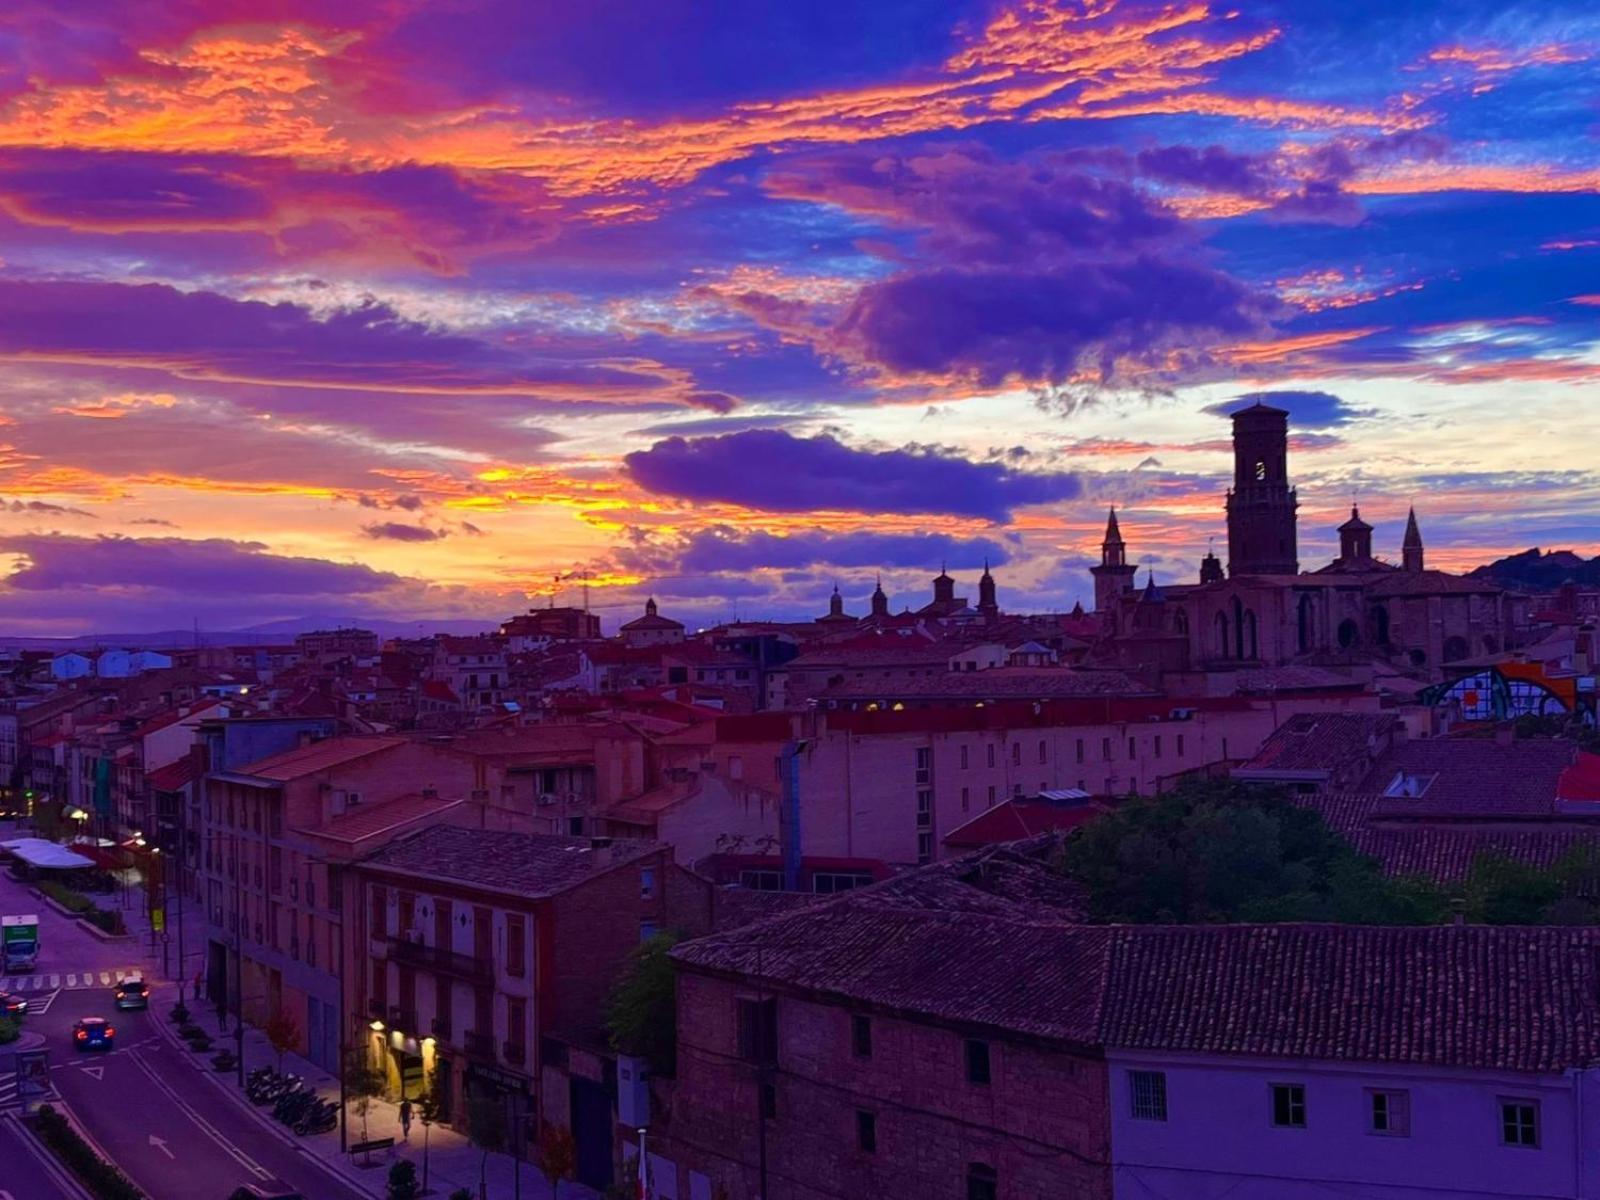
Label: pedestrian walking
xmin=399 ymin=1098 xmax=413 ymax=1142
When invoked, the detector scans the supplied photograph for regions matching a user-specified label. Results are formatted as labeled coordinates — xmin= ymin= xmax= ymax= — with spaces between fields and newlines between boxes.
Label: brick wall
xmin=653 ymin=971 xmax=1111 ymax=1200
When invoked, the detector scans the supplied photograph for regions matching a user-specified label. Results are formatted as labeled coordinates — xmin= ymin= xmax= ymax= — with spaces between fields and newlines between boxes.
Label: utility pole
xmin=233 ymin=828 xmax=245 ymax=1087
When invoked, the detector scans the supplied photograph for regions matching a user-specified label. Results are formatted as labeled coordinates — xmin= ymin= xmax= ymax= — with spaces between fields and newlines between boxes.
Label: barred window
xmin=1130 ymin=1070 xmax=1167 ymax=1121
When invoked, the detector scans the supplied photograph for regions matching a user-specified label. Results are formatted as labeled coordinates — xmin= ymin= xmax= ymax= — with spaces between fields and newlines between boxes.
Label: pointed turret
xmin=870 ymin=574 xmax=889 ymax=618
xmin=1091 ymin=506 xmax=1139 ymax=616
xmin=977 ymin=559 xmax=998 ymax=617
xmin=1402 ymin=506 xmax=1425 ymax=572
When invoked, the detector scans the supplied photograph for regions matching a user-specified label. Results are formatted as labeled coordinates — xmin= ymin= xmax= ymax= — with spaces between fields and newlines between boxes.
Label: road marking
xmin=46 ymin=975 xmax=58 ymax=988
xmin=65 ymin=973 xmax=77 ymax=987
xmin=148 ymin=1134 xmax=174 ymax=1159
xmin=128 ymin=1051 xmax=272 ymax=1180
xmin=99 ymin=972 xmax=110 ymax=985
xmin=79 ymin=1066 xmax=104 ymax=1081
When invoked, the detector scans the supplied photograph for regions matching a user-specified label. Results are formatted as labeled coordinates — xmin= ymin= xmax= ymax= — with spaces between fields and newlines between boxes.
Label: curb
xmin=0 ymin=1108 xmax=96 ymax=1200
xmin=150 ymin=1001 xmax=386 ymax=1200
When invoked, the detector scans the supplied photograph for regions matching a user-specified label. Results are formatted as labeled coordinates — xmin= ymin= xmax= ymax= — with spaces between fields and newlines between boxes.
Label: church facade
xmin=1097 ymin=402 xmax=1515 ymax=678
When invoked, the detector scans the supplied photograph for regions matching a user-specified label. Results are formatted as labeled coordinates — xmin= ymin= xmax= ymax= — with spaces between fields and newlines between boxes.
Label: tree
xmin=604 ymin=929 xmax=683 ymax=1077
xmin=1057 ymin=778 xmax=1449 ymax=925
xmin=344 ymin=1049 xmax=386 ymax=1163
xmin=387 ymin=1159 xmax=420 ymax=1200
xmin=1463 ymin=848 xmax=1600 ymax=924
xmin=465 ymin=1085 xmax=507 ymax=1200
xmin=263 ymin=1008 xmax=300 ymax=1073
xmin=535 ymin=1124 xmax=576 ymax=1198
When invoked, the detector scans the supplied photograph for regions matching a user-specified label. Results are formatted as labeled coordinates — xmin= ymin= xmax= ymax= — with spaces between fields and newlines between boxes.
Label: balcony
xmin=388 ymin=938 xmax=492 ymax=983
xmin=503 ymin=1041 xmax=526 ymax=1066
xmin=389 ymin=1007 xmax=418 ymax=1034
xmin=464 ymin=1030 xmax=495 ymax=1061
xmin=431 ymin=1016 xmax=452 ymax=1040
xmin=366 ymin=998 xmax=385 ymax=1018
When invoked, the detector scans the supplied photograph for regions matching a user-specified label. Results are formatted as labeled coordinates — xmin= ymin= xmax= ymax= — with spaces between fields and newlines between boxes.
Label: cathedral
xmin=1095 ymin=401 xmax=1516 ymax=678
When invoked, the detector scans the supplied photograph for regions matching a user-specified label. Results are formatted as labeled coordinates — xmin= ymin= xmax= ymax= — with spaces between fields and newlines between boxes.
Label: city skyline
xmin=0 ymin=1 xmax=1598 ymax=633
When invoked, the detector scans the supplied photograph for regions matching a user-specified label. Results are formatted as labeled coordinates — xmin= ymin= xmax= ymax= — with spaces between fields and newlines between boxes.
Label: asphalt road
xmin=2 ymin=862 xmax=368 ymax=1200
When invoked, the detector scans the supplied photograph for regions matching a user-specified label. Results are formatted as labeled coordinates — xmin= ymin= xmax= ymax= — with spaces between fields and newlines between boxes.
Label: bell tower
xmin=1225 ymin=402 xmax=1299 ymax=576
xmin=1091 ymin=507 xmax=1139 ymax=615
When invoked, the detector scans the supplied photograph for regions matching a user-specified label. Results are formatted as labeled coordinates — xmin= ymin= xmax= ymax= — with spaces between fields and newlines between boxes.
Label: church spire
xmin=1402 ymin=506 xmax=1425 ymax=572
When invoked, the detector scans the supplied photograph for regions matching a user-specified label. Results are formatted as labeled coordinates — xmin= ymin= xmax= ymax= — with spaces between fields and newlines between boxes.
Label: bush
xmin=33 ymin=1104 xmax=146 ymax=1200
xmin=211 ymin=1051 xmax=236 ymax=1072
xmin=178 ymin=1023 xmax=203 ymax=1039
xmin=188 ymin=1035 xmax=213 ymax=1052
xmin=83 ymin=908 xmax=123 ymax=935
xmin=39 ymin=880 xmax=94 ymax=914
xmin=387 ymin=1159 xmax=420 ymax=1200
xmin=448 ymin=1190 xmax=473 ymax=1200
xmin=170 ymin=1004 xmax=190 ymax=1024
xmin=0 ymin=1015 xmax=18 ymax=1044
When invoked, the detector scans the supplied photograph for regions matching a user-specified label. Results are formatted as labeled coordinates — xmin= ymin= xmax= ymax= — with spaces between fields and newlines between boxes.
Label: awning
xmin=8 ymin=841 xmax=95 ymax=869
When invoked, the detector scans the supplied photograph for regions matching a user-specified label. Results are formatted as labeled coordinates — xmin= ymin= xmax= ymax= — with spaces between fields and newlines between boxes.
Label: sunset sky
xmin=0 ymin=0 xmax=1596 ymax=634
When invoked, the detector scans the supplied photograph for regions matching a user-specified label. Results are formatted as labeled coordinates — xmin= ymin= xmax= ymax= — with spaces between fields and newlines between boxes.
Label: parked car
xmin=0 ymin=990 xmax=27 ymax=1018
xmin=228 ymin=1185 xmax=306 ymax=1200
xmin=113 ymin=973 xmax=150 ymax=1010
xmin=72 ymin=1016 xmax=114 ymax=1051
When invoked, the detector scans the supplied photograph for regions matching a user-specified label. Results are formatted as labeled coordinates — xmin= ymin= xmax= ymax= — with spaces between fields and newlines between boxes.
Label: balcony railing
xmin=464 ymin=1030 xmax=495 ymax=1061
xmin=503 ymin=1041 xmax=526 ymax=1066
xmin=431 ymin=1016 xmax=452 ymax=1040
xmin=389 ymin=1007 xmax=418 ymax=1033
xmin=387 ymin=938 xmax=492 ymax=982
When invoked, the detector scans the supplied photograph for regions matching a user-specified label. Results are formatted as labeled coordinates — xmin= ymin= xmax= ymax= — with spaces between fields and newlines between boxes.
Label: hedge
xmin=0 ymin=1015 xmax=18 ymax=1044
xmin=33 ymin=1104 xmax=146 ymax=1200
xmin=84 ymin=908 xmax=124 ymax=934
xmin=39 ymin=880 xmax=94 ymax=913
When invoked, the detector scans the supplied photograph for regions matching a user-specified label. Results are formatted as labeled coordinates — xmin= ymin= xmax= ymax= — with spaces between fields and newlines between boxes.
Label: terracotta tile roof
xmin=712 ymin=888 xmax=825 ymax=932
xmin=942 ymin=798 xmax=1108 ymax=850
xmin=312 ymin=792 xmax=464 ymax=845
xmin=233 ymin=735 xmax=408 ymax=781
xmin=818 ymin=668 xmax=1155 ymax=701
xmin=1366 ymin=570 xmax=1503 ymax=597
xmin=146 ymin=757 xmax=197 ymax=792
xmin=361 ymin=824 xmax=660 ymax=898
xmin=1099 ymin=924 xmax=1600 ymax=1072
xmin=1362 ymin=736 xmax=1577 ymax=817
xmin=1238 ymin=712 xmax=1398 ymax=775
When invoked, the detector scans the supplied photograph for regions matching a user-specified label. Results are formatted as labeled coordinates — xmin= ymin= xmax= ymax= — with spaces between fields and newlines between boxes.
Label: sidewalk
xmin=151 ymin=988 xmax=593 ymax=1200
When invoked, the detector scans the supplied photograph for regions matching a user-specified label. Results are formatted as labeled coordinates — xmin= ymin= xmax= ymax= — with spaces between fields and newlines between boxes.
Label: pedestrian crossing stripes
xmin=0 ymin=1072 xmax=59 ymax=1111
xmin=0 ymin=967 xmax=142 ymax=994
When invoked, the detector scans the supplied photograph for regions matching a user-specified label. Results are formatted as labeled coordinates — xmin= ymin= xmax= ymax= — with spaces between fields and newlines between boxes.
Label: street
xmin=1 ymin=857 xmax=369 ymax=1200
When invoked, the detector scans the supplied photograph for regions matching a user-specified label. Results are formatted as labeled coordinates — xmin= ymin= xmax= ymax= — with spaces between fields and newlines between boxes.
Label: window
xmin=1102 ymin=737 xmax=1112 ymax=759
xmin=967 ymin=1163 xmax=997 ymax=1200
xmin=737 ymin=997 xmax=778 ymax=1064
xmin=1130 ymin=1070 xmax=1167 ymax=1121
xmin=1271 ymin=1084 xmax=1306 ymax=1128
xmin=917 ymin=832 xmax=933 ymax=864
xmin=1154 ymin=735 xmax=1162 ymax=758
xmin=739 ymin=869 xmax=783 ymax=891
xmin=1011 ymin=742 xmax=1021 ymax=766
xmin=760 ymin=1082 xmax=777 ymax=1120
xmin=1076 ymin=738 xmax=1085 ymax=764
xmin=1501 ymin=1099 xmax=1539 ymax=1148
xmin=916 ymin=789 xmax=932 ymax=829
xmin=964 ymin=1038 xmax=991 ymax=1085
xmin=1177 ymin=734 xmax=1185 ymax=757
xmin=369 ymin=886 xmax=386 ymax=939
xmin=640 ymin=920 xmax=659 ymax=942
xmin=1368 ymin=1089 xmax=1409 ymax=1136
xmin=506 ymin=913 xmax=526 ymax=977
xmin=813 ymin=873 xmax=872 ymax=894
xmin=914 ymin=747 xmax=931 ymax=785
xmin=960 ymin=746 xmax=969 ymax=769
xmin=640 ymin=867 xmax=656 ymax=900
xmin=856 ymin=1110 xmax=876 ymax=1153
xmin=961 ymin=786 xmax=970 ymax=812
xmin=986 ymin=744 xmax=995 ymax=768
xmin=1128 ymin=737 xmax=1136 ymax=759
xmin=1037 ymin=740 xmax=1046 ymax=764
xmin=851 ymin=1015 xmax=872 ymax=1059
xmin=567 ymin=816 xmax=583 ymax=836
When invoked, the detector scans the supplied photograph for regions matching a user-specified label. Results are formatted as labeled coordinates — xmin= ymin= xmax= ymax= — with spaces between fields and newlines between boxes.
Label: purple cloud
xmin=362 ymin=522 xmax=446 ymax=543
xmin=0 ymin=279 xmax=672 ymax=401
xmin=1204 ymin=390 xmax=1374 ymax=428
xmin=4 ymin=499 xmax=95 ymax=517
xmin=0 ymin=534 xmax=403 ymax=595
xmin=625 ymin=430 xmax=1081 ymax=520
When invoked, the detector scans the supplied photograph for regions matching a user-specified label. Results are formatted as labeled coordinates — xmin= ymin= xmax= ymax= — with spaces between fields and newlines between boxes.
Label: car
xmin=227 ymin=1186 xmax=306 ymax=1200
xmin=113 ymin=974 xmax=149 ymax=1010
xmin=0 ymin=990 xmax=27 ymax=1018
xmin=72 ymin=1016 xmax=114 ymax=1051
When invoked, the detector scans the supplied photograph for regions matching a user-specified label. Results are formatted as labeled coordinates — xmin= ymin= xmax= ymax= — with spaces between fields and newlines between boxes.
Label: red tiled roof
xmin=146 ymin=757 xmax=197 ymax=792
xmin=232 ymin=735 xmax=408 ymax=781
xmin=1099 ymin=924 xmax=1600 ymax=1072
xmin=1239 ymin=712 xmax=1399 ymax=774
xmin=819 ymin=668 xmax=1156 ymax=701
xmin=943 ymin=798 xmax=1107 ymax=848
xmin=311 ymin=792 xmax=465 ymax=845
xmin=361 ymin=825 xmax=660 ymax=898
xmin=1559 ymin=753 xmax=1600 ymax=803
xmin=420 ymin=681 xmax=461 ymax=704
xmin=1362 ymin=736 xmax=1577 ymax=817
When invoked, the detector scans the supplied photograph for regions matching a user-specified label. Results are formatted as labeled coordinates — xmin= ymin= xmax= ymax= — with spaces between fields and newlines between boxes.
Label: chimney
xmin=589 ymin=835 xmax=613 ymax=868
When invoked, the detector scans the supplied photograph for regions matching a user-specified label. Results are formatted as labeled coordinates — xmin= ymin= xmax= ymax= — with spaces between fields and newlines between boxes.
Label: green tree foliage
xmin=1464 ymin=847 xmax=1600 ymax=924
xmin=387 ymin=1159 xmax=420 ymax=1200
xmin=1058 ymin=778 xmax=1449 ymax=924
xmin=34 ymin=1104 xmax=146 ymax=1200
xmin=0 ymin=1015 xmax=18 ymax=1044
xmin=343 ymin=1050 xmax=386 ymax=1153
xmin=604 ymin=929 xmax=684 ymax=1077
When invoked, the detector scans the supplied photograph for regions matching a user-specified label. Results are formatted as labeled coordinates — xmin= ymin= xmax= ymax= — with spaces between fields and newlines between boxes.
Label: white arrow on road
xmin=149 ymin=1135 xmax=174 ymax=1159
xmin=80 ymin=1066 xmax=104 ymax=1080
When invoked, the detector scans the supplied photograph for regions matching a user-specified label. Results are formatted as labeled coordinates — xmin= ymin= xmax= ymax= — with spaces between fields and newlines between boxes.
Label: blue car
xmin=73 ymin=1016 xmax=115 ymax=1051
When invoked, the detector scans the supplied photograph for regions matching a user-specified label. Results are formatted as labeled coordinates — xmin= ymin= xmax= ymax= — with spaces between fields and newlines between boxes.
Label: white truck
xmin=3 ymin=914 xmax=39 ymax=973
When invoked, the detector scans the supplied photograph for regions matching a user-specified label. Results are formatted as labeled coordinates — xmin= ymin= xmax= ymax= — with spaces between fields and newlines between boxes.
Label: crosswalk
xmin=0 ymin=968 xmax=142 ymax=994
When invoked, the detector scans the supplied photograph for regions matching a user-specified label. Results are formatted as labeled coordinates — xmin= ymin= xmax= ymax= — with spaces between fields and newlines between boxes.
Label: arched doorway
xmin=1338 ymin=618 xmax=1359 ymax=649
xmin=1372 ymin=606 xmax=1390 ymax=646
xmin=1245 ymin=609 xmax=1258 ymax=659
xmin=1297 ymin=595 xmax=1313 ymax=653
xmin=1215 ymin=612 xmax=1229 ymax=658
xmin=1232 ymin=597 xmax=1246 ymax=660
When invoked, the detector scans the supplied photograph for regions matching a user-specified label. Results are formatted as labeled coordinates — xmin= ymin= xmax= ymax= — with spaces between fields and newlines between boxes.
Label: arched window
xmin=1174 ymin=610 xmax=1189 ymax=637
xmin=1338 ymin=618 xmax=1359 ymax=649
xmin=1410 ymin=648 xmax=1428 ymax=667
xmin=1483 ymin=634 xmax=1499 ymax=654
xmin=1297 ymin=594 xmax=1313 ymax=652
xmin=1373 ymin=605 xmax=1390 ymax=646
xmin=1443 ymin=635 xmax=1469 ymax=662
xmin=1232 ymin=597 xmax=1246 ymax=660
xmin=1215 ymin=612 xmax=1229 ymax=657
xmin=1255 ymin=460 xmax=1267 ymax=481
xmin=1245 ymin=609 xmax=1258 ymax=659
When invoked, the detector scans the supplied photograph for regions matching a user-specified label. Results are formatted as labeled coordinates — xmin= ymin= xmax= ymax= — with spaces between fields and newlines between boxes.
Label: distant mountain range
xmin=1470 ymin=548 xmax=1600 ymax=590
xmin=0 ymin=615 xmax=500 ymax=650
